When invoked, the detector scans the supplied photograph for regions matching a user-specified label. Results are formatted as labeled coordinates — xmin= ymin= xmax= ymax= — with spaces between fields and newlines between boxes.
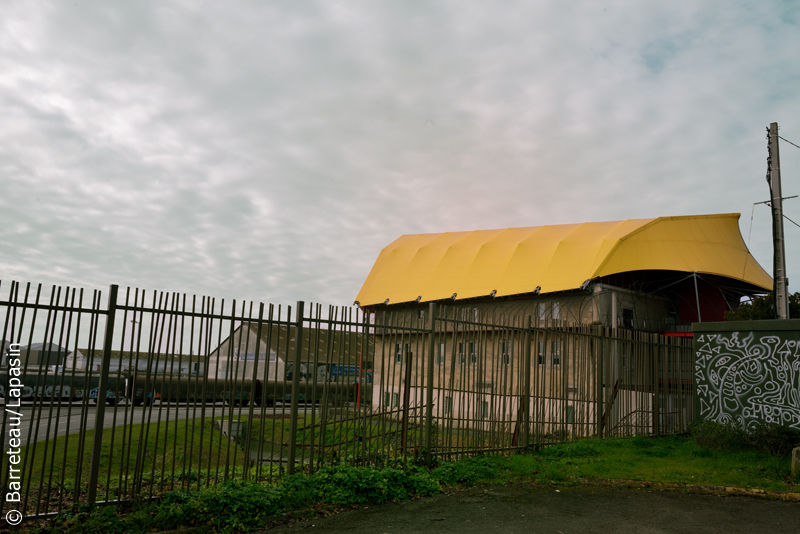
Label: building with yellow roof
xmin=355 ymin=214 xmax=771 ymax=439
xmin=356 ymin=213 xmax=771 ymax=332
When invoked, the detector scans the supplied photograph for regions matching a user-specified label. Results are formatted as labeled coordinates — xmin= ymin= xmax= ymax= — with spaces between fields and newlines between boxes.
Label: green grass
xmin=431 ymin=435 xmax=800 ymax=493
xmin=235 ymin=412 xmax=422 ymax=461
xmin=19 ymin=434 xmax=800 ymax=533
xmin=24 ymin=465 xmax=442 ymax=534
xmin=18 ymin=415 xmax=247 ymax=513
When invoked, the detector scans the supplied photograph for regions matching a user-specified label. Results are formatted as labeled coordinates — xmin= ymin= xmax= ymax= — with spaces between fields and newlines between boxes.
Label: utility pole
xmin=768 ymin=122 xmax=790 ymax=319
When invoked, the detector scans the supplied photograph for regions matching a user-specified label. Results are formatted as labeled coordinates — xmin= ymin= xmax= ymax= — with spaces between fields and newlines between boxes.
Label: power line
xmin=784 ymin=213 xmax=800 ymax=229
xmin=779 ymin=135 xmax=800 ymax=150
xmin=741 ymin=203 xmax=755 ymax=282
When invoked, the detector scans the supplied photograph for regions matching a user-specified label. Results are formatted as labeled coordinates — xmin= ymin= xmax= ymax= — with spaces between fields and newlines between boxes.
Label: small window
xmin=667 ymin=311 xmax=677 ymax=326
xmin=537 ymin=341 xmax=544 ymax=365
xmin=473 ymin=308 xmax=479 ymax=322
xmin=469 ymin=341 xmax=477 ymax=365
xmin=437 ymin=343 xmax=445 ymax=365
xmin=537 ymin=302 xmax=546 ymax=320
xmin=444 ymin=396 xmax=452 ymax=415
xmin=458 ymin=342 xmax=465 ymax=365
xmin=384 ymin=392 xmax=391 ymax=407
xmin=393 ymin=392 xmax=400 ymax=408
xmin=567 ymin=405 xmax=575 ymax=424
xmin=622 ymin=308 xmax=634 ymax=329
xmin=482 ymin=401 xmax=489 ymax=419
xmin=501 ymin=341 xmax=510 ymax=365
xmin=419 ymin=309 xmax=425 ymax=320
xmin=552 ymin=302 xmax=561 ymax=320
xmin=395 ymin=343 xmax=409 ymax=364
xmin=551 ymin=341 xmax=561 ymax=365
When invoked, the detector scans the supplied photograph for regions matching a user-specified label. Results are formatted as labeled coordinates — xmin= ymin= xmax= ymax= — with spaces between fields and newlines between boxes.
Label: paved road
xmin=263 ymin=484 xmax=800 ymax=534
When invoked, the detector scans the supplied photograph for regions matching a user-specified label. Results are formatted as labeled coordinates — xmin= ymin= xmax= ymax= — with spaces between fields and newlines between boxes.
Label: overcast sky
xmin=1 ymin=1 xmax=799 ymax=310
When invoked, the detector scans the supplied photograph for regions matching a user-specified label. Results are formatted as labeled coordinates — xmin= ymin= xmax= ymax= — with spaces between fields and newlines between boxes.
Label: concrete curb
xmin=579 ymin=478 xmax=800 ymax=502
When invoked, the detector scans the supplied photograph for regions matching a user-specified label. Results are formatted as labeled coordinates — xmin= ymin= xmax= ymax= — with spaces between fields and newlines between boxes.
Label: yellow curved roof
xmin=355 ymin=214 xmax=772 ymax=306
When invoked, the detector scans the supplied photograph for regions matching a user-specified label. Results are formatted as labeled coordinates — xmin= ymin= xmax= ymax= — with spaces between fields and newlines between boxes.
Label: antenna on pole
xmin=767 ymin=122 xmax=789 ymax=319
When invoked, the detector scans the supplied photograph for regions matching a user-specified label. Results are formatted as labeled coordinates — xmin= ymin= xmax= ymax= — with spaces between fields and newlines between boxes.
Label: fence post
xmin=401 ymin=351 xmax=413 ymax=456
xmin=425 ymin=303 xmax=436 ymax=466
xmin=523 ymin=315 xmax=531 ymax=449
xmin=87 ymin=284 xmax=118 ymax=504
xmin=243 ymin=302 xmax=265 ymax=477
xmin=287 ymin=301 xmax=304 ymax=475
xmin=653 ymin=341 xmax=661 ymax=437
xmin=596 ymin=327 xmax=604 ymax=438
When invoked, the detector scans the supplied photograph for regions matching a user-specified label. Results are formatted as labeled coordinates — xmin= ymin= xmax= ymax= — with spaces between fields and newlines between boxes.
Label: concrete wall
xmin=694 ymin=319 xmax=800 ymax=430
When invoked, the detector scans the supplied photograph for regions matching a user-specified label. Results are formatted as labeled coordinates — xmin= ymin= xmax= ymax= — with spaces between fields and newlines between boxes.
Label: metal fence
xmin=0 ymin=281 xmax=694 ymax=519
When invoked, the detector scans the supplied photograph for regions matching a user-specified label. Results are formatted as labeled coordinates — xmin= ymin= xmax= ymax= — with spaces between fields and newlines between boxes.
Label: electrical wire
xmin=779 ymin=135 xmax=800 ymax=151
xmin=783 ymin=213 xmax=800 ymax=229
xmin=741 ymin=203 xmax=756 ymax=282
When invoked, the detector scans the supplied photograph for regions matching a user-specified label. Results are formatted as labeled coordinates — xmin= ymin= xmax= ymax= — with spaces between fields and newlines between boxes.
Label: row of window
xmin=412 ymin=302 xmax=563 ymax=321
xmin=383 ymin=393 xmax=575 ymax=422
xmin=393 ymin=341 xmax=562 ymax=366
xmin=413 ymin=303 xmax=642 ymax=328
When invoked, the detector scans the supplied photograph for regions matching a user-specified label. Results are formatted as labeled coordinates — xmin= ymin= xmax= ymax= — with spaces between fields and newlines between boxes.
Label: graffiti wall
xmin=694 ymin=320 xmax=800 ymax=430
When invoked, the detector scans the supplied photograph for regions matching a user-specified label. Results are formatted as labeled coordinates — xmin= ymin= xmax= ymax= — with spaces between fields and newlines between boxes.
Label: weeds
xmin=34 ymin=463 xmax=442 ymax=534
xmin=689 ymin=419 xmax=800 ymax=457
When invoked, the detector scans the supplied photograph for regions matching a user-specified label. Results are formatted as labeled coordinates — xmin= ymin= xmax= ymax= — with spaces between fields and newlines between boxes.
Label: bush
xmin=744 ymin=423 xmax=800 ymax=457
xmin=690 ymin=419 xmax=800 ymax=457
xmin=42 ymin=465 xmax=442 ymax=534
xmin=282 ymin=464 xmax=441 ymax=506
xmin=689 ymin=419 xmax=748 ymax=451
xmin=536 ymin=441 xmax=601 ymax=458
xmin=430 ymin=456 xmax=497 ymax=485
xmin=48 ymin=504 xmax=126 ymax=534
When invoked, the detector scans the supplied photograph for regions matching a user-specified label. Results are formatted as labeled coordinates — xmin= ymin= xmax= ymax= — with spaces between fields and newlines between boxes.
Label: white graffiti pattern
xmin=695 ymin=332 xmax=800 ymax=430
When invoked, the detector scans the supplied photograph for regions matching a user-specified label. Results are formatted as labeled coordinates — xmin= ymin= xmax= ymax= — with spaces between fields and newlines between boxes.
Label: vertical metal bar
xmin=425 ymin=303 xmax=436 ymax=466
xmin=652 ymin=341 xmax=660 ymax=436
xmin=220 ymin=299 xmax=237 ymax=481
xmin=87 ymin=284 xmax=118 ymax=504
xmin=72 ymin=289 xmax=100 ymax=502
xmin=167 ymin=293 xmax=187 ymax=489
xmin=309 ymin=304 xmax=322 ymax=472
xmin=0 ymin=281 xmax=15 ymax=513
xmin=58 ymin=288 xmax=82 ymax=511
xmin=243 ymin=302 xmax=265 ymax=479
xmin=400 ymin=351 xmax=413 ymax=456
xmin=596 ymin=328 xmax=602 ymax=438
xmin=275 ymin=305 xmax=289 ymax=474
xmin=359 ymin=306 xmax=369 ymax=465
xmin=523 ymin=314 xmax=531 ymax=448
xmin=317 ymin=305 xmax=334 ymax=470
xmin=29 ymin=285 xmax=56 ymax=517
xmin=105 ymin=287 xmax=133 ymax=501
xmin=256 ymin=303 xmax=275 ymax=481
xmin=287 ymin=301 xmax=304 ymax=475
xmin=40 ymin=285 xmax=67 ymax=510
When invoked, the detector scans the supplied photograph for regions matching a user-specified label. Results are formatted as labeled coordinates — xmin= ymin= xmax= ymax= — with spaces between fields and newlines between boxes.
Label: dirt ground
xmin=260 ymin=484 xmax=800 ymax=534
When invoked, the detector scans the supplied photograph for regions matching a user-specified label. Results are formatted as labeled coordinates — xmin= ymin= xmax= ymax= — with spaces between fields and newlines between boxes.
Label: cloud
xmin=0 ymin=0 xmax=799 ymax=309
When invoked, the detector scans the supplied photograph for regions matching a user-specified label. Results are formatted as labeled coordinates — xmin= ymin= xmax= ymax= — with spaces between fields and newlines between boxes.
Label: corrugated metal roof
xmin=355 ymin=214 xmax=772 ymax=306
